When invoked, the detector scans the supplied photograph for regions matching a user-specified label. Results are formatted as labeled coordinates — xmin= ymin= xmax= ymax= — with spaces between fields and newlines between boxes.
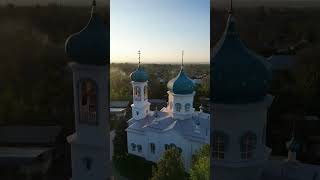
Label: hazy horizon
xmin=110 ymin=61 xmax=210 ymax=65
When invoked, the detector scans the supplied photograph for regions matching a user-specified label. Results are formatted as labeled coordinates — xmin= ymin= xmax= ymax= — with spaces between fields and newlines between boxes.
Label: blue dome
xmin=65 ymin=4 xmax=108 ymax=66
xmin=130 ymin=66 xmax=149 ymax=82
xmin=167 ymin=68 xmax=195 ymax=95
xmin=211 ymin=14 xmax=272 ymax=104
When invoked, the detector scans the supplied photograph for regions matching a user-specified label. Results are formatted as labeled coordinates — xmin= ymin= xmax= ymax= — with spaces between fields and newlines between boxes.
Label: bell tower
xmin=211 ymin=1 xmax=273 ymax=180
xmin=130 ymin=50 xmax=150 ymax=120
xmin=166 ymin=51 xmax=195 ymax=120
xmin=65 ymin=1 xmax=110 ymax=180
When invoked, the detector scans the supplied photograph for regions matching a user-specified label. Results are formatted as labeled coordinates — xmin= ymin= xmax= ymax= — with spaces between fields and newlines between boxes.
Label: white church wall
xmin=213 ymin=100 xmax=270 ymax=163
xmin=127 ymin=131 xmax=147 ymax=158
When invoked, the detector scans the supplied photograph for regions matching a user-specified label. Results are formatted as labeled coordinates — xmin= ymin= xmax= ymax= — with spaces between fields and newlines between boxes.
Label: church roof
xmin=126 ymin=110 xmax=210 ymax=143
xmin=211 ymin=12 xmax=272 ymax=104
xmin=167 ymin=67 xmax=195 ymax=95
xmin=65 ymin=0 xmax=108 ymax=66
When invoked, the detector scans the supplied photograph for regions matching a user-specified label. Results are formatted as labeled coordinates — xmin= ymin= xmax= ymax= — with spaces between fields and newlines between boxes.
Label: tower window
xmin=79 ymin=79 xmax=98 ymax=125
xmin=144 ymin=86 xmax=148 ymax=100
xmin=137 ymin=145 xmax=142 ymax=153
xmin=175 ymin=103 xmax=181 ymax=112
xmin=150 ymin=143 xmax=156 ymax=154
xmin=131 ymin=143 xmax=136 ymax=151
xmin=213 ymin=132 xmax=225 ymax=160
xmin=262 ymin=124 xmax=266 ymax=145
xmin=82 ymin=157 xmax=93 ymax=171
xmin=134 ymin=86 xmax=141 ymax=101
xmin=185 ymin=103 xmax=191 ymax=112
xmin=240 ymin=132 xmax=257 ymax=160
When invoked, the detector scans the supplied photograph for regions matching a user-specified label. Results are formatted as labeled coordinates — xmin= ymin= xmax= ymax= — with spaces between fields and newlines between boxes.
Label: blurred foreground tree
xmin=190 ymin=144 xmax=210 ymax=180
xmin=112 ymin=119 xmax=128 ymax=162
xmin=151 ymin=148 xmax=186 ymax=180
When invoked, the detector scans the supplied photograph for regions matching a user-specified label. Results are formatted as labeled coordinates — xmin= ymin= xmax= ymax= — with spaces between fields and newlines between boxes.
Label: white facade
xmin=167 ymin=91 xmax=195 ymax=120
xmin=131 ymin=81 xmax=150 ymax=120
xmin=67 ymin=63 xmax=110 ymax=180
xmin=126 ymin=68 xmax=210 ymax=171
xmin=212 ymin=95 xmax=273 ymax=180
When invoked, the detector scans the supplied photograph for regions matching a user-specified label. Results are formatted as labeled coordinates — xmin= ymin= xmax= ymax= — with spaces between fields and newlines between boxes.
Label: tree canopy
xmin=151 ymin=148 xmax=186 ymax=180
xmin=190 ymin=144 xmax=210 ymax=180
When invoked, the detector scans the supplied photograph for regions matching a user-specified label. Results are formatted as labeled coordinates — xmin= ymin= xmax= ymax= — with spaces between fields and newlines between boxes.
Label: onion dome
xmin=65 ymin=0 xmax=108 ymax=66
xmin=211 ymin=11 xmax=272 ymax=104
xmin=167 ymin=67 xmax=195 ymax=95
xmin=286 ymin=136 xmax=300 ymax=153
xmin=130 ymin=66 xmax=149 ymax=82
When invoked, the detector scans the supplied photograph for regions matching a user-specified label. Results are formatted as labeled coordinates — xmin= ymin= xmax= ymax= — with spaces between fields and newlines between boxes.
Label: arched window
xmin=240 ymin=132 xmax=257 ymax=160
xmin=137 ymin=145 xmax=142 ymax=153
xmin=150 ymin=143 xmax=156 ymax=154
xmin=79 ymin=79 xmax=97 ymax=125
xmin=82 ymin=157 xmax=93 ymax=171
xmin=131 ymin=143 xmax=136 ymax=151
xmin=175 ymin=103 xmax=181 ymax=112
xmin=164 ymin=143 xmax=182 ymax=153
xmin=262 ymin=124 xmax=266 ymax=145
xmin=213 ymin=132 xmax=227 ymax=160
xmin=185 ymin=103 xmax=191 ymax=112
xmin=144 ymin=86 xmax=148 ymax=100
xmin=134 ymin=86 xmax=141 ymax=101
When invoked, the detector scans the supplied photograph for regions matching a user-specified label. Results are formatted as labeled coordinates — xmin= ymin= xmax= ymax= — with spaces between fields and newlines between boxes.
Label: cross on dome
xmin=130 ymin=50 xmax=149 ymax=82
xmin=229 ymin=0 xmax=233 ymax=14
xmin=138 ymin=50 xmax=141 ymax=66
xmin=64 ymin=0 xmax=108 ymax=65
xmin=181 ymin=50 xmax=184 ymax=69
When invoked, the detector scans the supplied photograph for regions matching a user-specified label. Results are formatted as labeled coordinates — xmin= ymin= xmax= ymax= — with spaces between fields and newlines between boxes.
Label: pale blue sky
xmin=110 ymin=0 xmax=210 ymax=64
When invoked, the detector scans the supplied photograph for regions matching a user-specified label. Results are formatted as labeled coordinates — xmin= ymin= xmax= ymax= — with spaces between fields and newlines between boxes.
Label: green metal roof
xmin=65 ymin=3 xmax=108 ymax=66
xmin=211 ymin=13 xmax=272 ymax=104
xmin=167 ymin=68 xmax=195 ymax=95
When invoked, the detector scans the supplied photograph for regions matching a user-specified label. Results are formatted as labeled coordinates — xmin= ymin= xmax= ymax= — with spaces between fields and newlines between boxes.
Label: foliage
xmin=151 ymin=148 xmax=186 ymax=180
xmin=190 ymin=144 xmax=210 ymax=180
xmin=110 ymin=66 xmax=131 ymax=100
xmin=110 ymin=63 xmax=210 ymax=104
xmin=112 ymin=119 xmax=128 ymax=162
xmin=114 ymin=154 xmax=154 ymax=180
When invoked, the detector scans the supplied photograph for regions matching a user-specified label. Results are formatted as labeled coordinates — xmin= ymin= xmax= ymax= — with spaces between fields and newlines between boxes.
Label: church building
xmin=126 ymin=51 xmax=210 ymax=170
xmin=62 ymin=0 xmax=320 ymax=179
xmin=210 ymin=4 xmax=320 ymax=180
xmin=65 ymin=1 xmax=111 ymax=180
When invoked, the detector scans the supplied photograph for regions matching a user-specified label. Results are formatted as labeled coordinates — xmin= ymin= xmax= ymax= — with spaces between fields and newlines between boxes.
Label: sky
xmin=110 ymin=0 xmax=210 ymax=64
